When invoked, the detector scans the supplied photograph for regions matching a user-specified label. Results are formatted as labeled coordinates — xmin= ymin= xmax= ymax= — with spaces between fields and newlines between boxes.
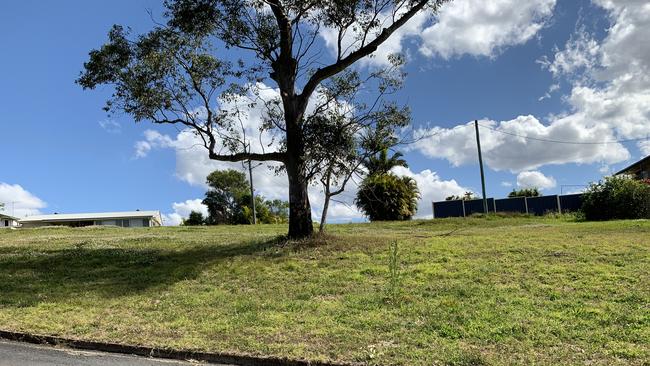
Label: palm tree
xmin=362 ymin=148 xmax=408 ymax=176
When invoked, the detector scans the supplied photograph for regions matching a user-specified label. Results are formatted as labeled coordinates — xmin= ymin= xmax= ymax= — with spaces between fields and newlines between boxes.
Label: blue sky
xmin=1 ymin=0 xmax=649 ymax=223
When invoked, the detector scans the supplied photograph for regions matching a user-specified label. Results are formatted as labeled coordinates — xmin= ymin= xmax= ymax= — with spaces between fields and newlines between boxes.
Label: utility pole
xmin=248 ymin=159 xmax=257 ymax=224
xmin=474 ymin=120 xmax=488 ymax=214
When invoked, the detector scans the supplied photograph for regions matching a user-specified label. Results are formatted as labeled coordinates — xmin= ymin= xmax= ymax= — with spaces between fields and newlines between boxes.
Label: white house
xmin=19 ymin=211 xmax=163 ymax=228
xmin=0 ymin=213 xmax=20 ymax=229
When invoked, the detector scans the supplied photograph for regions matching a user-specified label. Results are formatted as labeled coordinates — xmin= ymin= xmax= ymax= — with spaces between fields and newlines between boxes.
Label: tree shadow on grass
xmin=0 ymin=236 xmax=283 ymax=308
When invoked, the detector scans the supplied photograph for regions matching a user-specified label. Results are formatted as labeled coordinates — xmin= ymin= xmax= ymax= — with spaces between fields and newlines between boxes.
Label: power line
xmin=478 ymin=123 xmax=648 ymax=145
xmin=411 ymin=123 xmax=473 ymax=141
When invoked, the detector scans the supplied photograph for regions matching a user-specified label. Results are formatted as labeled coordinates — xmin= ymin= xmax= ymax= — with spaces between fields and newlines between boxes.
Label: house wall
xmin=620 ymin=159 xmax=650 ymax=179
xmin=95 ymin=218 xmax=152 ymax=227
xmin=1 ymin=218 xmax=18 ymax=228
xmin=639 ymin=160 xmax=650 ymax=179
xmin=20 ymin=217 xmax=157 ymax=228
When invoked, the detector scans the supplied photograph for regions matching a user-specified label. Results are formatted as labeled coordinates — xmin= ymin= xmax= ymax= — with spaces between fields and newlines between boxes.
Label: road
xmin=0 ymin=340 xmax=231 ymax=365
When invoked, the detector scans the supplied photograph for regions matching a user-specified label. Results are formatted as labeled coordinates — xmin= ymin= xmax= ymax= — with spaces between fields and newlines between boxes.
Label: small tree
xmin=183 ymin=211 xmax=206 ymax=226
xmin=356 ymin=174 xmax=419 ymax=221
xmin=582 ymin=176 xmax=650 ymax=220
xmin=202 ymin=169 xmax=251 ymax=224
xmin=508 ymin=188 xmax=541 ymax=198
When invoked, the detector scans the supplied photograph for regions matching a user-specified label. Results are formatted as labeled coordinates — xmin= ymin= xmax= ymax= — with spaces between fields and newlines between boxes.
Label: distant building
xmin=19 ymin=211 xmax=163 ymax=228
xmin=615 ymin=155 xmax=650 ymax=180
xmin=0 ymin=213 xmax=20 ymax=229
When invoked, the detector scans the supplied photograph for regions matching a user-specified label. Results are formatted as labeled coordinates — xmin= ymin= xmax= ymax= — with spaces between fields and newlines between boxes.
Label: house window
xmin=142 ymin=218 xmax=150 ymax=227
xmin=4 ymin=220 xmax=8 ymax=227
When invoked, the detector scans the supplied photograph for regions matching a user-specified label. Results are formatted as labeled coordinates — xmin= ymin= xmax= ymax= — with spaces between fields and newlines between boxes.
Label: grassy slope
xmin=0 ymin=217 xmax=648 ymax=365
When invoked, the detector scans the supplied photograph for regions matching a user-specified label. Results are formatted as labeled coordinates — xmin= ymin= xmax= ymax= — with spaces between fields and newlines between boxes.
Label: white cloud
xmin=538 ymin=28 xmax=600 ymax=79
xmin=319 ymin=11 xmax=429 ymax=67
xmin=419 ymin=0 xmax=556 ymax=59
xmin=638 ymin=140 xmax=650 ymax=156
xmin=98 ymin=119 xmax=121 ymax=134
xmin=392 ymin=166 xmax=469 ymax=218
xmin=516 ymin=171 xmax=557 ymax=190
xmin=540 ymin=0 xmax=650 ymax=140
xmin=410 ymin=117 xmax=629 ymax=172
xmin=410 ymin=2 xmax=650 ymax=173
xmin=501 ymin=181 xmax=513 ymax=187
xmin=319 ymin=0 xmax=556 ymax=67
xmin=162 ymin=199 xmax=208 ymax=226
xmin=0 ymin=183 xmax=47 ymax=218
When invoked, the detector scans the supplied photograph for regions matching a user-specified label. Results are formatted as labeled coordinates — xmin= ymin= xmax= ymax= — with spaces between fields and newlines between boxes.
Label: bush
xmin=355 ymin=173 xmax=419 ymax=221
xmin=183 ymin=211 xmax=205 ymax=226
xmin=508 ymin=187 xmax=541 ymax=197
xmin=581 ymin=176 xmax=650 ymax=221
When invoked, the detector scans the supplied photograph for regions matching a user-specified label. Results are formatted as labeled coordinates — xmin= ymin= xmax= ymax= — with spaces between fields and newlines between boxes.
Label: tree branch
xmin=209 ymin=150 xmax=287 ymax=163
xmin=300 ymin=0 xmax=431 ymax=103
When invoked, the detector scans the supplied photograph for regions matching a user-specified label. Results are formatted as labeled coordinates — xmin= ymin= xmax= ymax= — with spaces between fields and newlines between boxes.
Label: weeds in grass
xmin=386 ymin=240 xmax=402 ymax=304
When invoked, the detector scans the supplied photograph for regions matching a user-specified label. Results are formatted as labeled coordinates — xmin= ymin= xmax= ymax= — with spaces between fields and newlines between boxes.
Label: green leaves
xmin=202 ymin=169 xmax=289 ymax=224
xmin=355 ymin=172 xmax=420 ymax=221
xmin=363 ymin=148 xmax=409 ymax=177
xmin=582 ymin=175 xmax=650 ymax=220
xmin=77 ymin=25 xmax=132 ymax=89
xmin=508 ymin=188 xmax=541 ymax=198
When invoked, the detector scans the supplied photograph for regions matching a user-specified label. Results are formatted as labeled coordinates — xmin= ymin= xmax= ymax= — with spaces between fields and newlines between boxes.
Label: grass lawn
xmin=0 ymin=216 xmax=648 ymax=365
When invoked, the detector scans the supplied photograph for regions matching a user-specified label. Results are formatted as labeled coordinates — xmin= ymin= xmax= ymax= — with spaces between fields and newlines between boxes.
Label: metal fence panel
xmin=494 ymin=197 xmax=527 ymax=214
xmin=559 ymin=193 xmax=583 ymax=212
xmin=526 ymin=195 xmax=559 ymax=215
xmin=463 ymin=198 xmax=495 ymax=216
xmin=433 ymin=200 xmax=465 ymax=218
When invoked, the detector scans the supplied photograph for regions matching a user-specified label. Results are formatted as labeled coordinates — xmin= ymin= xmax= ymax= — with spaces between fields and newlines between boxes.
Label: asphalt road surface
xmin=0 ymin=340 xmax=232 ymax=365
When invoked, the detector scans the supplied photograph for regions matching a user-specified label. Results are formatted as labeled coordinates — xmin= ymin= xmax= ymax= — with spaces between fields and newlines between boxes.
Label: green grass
xmin=0 ymin=217 xmax=648 ymax=365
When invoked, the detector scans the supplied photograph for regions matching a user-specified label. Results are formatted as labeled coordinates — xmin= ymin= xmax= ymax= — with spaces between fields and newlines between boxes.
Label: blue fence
xmin=433 ymin=194 xmax=584 ymax=218
xmin=494 ymin=197 xmax=527 ymax=214
xmin=526 ymin=195 xmax=560 ymax=216
xmin=559 ymin=193 xmax=583 ymax=212
xmin=431 ymin=200 xmax=465 ymax=218
xmin=463 ymin=198 xmax=495 ymax=216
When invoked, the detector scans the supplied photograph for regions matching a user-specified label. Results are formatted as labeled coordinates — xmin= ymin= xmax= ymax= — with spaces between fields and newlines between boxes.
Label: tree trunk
xmin=320 ymin=193 xmax=330 ymax=233
xmin=286 ymin=158 xmax=313 ymax=239
xmin=319 ymin=171 xmax=332 ymax=233
xmin=273 ymin=52 xmax=312 ymax=239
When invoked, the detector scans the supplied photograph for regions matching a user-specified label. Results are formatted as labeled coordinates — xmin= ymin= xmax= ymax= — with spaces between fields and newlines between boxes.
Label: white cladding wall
xmin=96 ymin=218 xmax=150 ymax=227
xmin=1 ymin=218 xmax=18 ymax=228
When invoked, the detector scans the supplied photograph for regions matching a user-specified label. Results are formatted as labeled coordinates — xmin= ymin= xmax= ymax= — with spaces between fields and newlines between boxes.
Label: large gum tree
xmin=79 ymin=0 xmax=449 ymax=238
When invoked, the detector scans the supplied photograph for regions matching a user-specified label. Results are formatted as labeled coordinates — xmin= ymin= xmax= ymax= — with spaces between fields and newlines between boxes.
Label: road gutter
xmin=0 ymin=330 xmax=359 ymax=366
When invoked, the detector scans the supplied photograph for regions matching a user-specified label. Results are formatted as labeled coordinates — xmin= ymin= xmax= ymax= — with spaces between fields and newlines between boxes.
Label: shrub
xmin=355 ymin=173 xmax=419 ymax=221
xmin=581 ymin=176 xmax=650 ymax=220
xmin=183 ymin=211 xmax=205 ymax=226
xmin=508 ymin=187 xmax=541 ymax=197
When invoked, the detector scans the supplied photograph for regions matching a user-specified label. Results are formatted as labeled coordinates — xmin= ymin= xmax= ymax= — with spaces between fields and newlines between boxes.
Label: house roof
xmin=0 ymin=213 xmax=19 ymax=221
xmin=20 ymin=211 xmax=162 ymax=223
xmin=615 ymin=155 xmax=650 ymax=176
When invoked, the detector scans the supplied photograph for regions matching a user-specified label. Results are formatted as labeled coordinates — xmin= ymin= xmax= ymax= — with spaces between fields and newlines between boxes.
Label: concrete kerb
xmin=0 ymin=330 xmax=361 ymax=366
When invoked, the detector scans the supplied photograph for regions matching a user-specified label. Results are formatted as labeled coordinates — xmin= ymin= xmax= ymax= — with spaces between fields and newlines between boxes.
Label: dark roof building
xmin=615 ymin=155 xmax=650 ymax=179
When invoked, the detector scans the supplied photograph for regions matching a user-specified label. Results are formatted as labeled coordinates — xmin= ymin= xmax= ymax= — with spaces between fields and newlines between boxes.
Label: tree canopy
xmin=355 ymin=148 xmax=419 ymax=221
xmin=78 ymin=0 xmax=449 ymax=238
xmin=201 ymin=168 xmax=289 ymax=224
xmin=508 ymin=188 xmax=541 ymax=198
xmin=183 ymin=211 xmax=206 ymax=225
